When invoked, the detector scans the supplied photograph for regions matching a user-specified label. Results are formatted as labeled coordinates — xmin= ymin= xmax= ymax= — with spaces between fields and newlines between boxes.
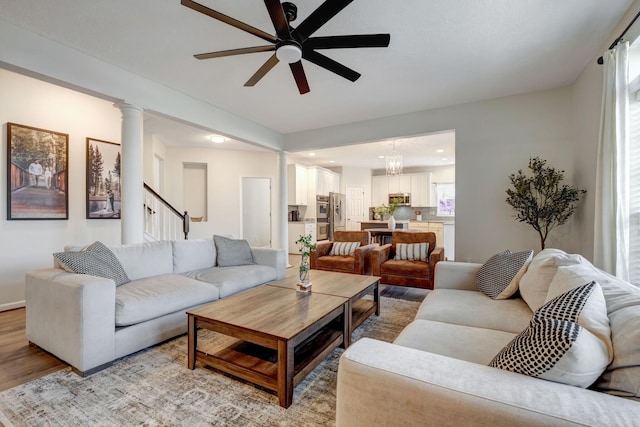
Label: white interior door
xmin=346 ymin=186 xmax=365 ymax=230
xmin=242 ymin=177 xmax=271 ymax=247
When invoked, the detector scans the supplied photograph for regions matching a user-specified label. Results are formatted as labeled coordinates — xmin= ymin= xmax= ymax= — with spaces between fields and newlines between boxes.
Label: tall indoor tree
xmin=506 ymin=157 xmax=586 ymax=250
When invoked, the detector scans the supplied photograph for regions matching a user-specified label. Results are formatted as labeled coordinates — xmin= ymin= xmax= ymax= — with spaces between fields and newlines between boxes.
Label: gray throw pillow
xmin=214 ymin=235 xmax=255 ymax=267
xmin=53 ymin=241 xmax=130 ymax=286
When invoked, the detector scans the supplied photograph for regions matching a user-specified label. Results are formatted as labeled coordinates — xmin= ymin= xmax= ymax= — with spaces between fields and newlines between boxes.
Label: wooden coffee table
xmin=187 ymin=285 xmax=349 ymax=408
xmin=266 ymin=270 xmax=380 ymax=347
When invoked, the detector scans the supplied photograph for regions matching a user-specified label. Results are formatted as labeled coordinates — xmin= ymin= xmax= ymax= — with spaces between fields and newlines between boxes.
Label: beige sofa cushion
xmin=185 ymin=264 xmax=277 ymax=298
xmin=115 ymin=273 xmax=220 ymax=326
xmin=518 ymin=248 xmax=583 ymax=312
xmin=415 ymin=289 xmax=532 ymax=334
xmin=395 ymin=319 xmax=516 ymax=365
xmin=110 ymin=241 xmax=174 ymax=280
xmin=172 ymin=238 xmax=216 ymax=273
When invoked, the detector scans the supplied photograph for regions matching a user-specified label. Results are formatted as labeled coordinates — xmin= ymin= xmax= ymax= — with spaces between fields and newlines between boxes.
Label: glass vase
xmin=298 ymin=253 xmax=312 ymax=291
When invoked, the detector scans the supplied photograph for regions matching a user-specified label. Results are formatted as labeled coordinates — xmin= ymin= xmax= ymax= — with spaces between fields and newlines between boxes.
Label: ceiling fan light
xmin=276 ymin=44 xmax=302 ymax=63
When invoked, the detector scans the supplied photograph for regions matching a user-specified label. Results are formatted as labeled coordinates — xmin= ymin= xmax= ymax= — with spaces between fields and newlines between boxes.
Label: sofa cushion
xmin=185 ymin=264 xmax=277 ymax=298
xmin=172 ymin=238 xmax=216 ymax=273
xmin=518 ymin=248 xmax=582 ymax=312
xmin=110 ymin=241 xmax=174 ymax=281
xmin=545 ymin=268 xmax=613 ymax=360
xmin=416 ymin=289 xmax=532 ymax=334
xmin=315 ymin=256 xmax=355 ymax=272
xmin=490 ymin=282 xmax=610 ymax=388
xmin=115 ymin=274 xmax=220 ymax=326
xmin=54 ymin=241 xmax=130 ymax=286
xmin=476 ymin=250 xmax=533 ymax=299
xmin=395 ymin=319 xmax=516 ymax=365
xmin=330 ymin=241 xmax=360 ymax=256
xmin=214 ymin=235 xmax=255 ymax=267
xmin=394 ymin=242 xmax=429 ymax=261
xmin=381 ymin=259 xmax=429 ymax=277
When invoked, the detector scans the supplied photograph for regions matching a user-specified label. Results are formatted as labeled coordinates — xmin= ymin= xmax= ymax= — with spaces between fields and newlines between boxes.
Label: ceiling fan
xmin=180 ymin=0 xmax=391 ymax=94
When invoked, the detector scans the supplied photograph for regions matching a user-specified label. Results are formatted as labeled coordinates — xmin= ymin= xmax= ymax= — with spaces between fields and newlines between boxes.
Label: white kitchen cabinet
xmin=287 ymin=164 xmax=308 ymax=205
xmin=371 ymin=175 xmax=388 ymax=207
xmin=315 ymin=168 xmax=340 ymax=196
xmin=387 ymin=175 xmax=411 ymax=194
xmin=288 ymin=222 xmax=316 ymax=254
xmin=410 ymin=173 xmax=432 ymax=207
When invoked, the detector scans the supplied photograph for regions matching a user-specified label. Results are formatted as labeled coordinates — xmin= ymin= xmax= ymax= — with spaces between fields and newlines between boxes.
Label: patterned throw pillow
xmin=330 ymin=241 xmax=360 ymax=256
xmin=489 ymin=282 xmax=610 ymax=388
xmin=394 ymin=242 xmax=429 ymax=261
xmin=54 ymin=241 xmax=130 ymax=286
xmin=476 ymin=250 xmax=534 ymax=299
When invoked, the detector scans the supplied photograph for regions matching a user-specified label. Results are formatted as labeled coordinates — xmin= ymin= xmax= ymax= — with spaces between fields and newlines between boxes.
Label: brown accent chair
xmin=310 ymin=231 xmax=378 ymax=275
xmin=371 ymin=231 xmax=444 ymax=289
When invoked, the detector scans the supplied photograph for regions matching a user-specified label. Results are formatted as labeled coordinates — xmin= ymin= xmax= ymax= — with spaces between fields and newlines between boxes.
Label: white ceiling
xmin=0 ymin=0 xmax=633 ymax=167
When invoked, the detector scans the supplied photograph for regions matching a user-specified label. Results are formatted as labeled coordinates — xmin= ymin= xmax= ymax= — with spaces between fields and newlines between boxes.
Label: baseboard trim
xmin=0 ymin=300 xmax=25 ymax=312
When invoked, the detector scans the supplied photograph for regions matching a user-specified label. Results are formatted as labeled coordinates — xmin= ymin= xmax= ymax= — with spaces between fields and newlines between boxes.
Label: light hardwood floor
xmin=0 ymin=257 xmax=427 ymax=392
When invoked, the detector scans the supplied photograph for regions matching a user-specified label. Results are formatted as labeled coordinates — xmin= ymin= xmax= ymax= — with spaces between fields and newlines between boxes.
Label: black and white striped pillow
xmin=394 ymin=242 xmax=429 ymax=261
xmin=476 ymin=250 xmax=533 ymax=299
xmin=54 ymin=241 xmax=130 ymax=286
xmin=330 ymin=241 xmax=360 ymax=256
xmin=489 ymin=282 xmax=610 ymax=388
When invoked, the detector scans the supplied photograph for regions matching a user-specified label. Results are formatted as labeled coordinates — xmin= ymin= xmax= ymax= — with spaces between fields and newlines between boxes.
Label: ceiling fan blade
xmin=181 ymin=0 xmax=276 ymax=43
xmin=289 ymin=61 xmax=310 ymax=94
xmin=264 ymin=0 xmax=292 ymax=39
xmin=307 ymin=34 xmax=390 ymax=50
xmin=303 ymin=49 xmax=360 ymax=82
xmin=293 ymin=0 xmax=353 ymax=42
xmin=245 ymin=54 xmax=280 ymax=87
xmin=195 ymin=45 xmax=275 ymax=60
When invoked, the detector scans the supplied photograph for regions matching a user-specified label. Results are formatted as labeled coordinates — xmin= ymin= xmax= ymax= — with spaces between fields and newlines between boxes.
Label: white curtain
xmin=594 ymin=42 xmax=630 ymax=280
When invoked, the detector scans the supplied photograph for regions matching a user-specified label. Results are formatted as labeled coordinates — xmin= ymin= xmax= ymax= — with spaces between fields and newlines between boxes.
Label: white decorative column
xmin=279 ymin=151 xmax=289 ymax=265
xmin=115 ymin=101 xmax=144 ymax=244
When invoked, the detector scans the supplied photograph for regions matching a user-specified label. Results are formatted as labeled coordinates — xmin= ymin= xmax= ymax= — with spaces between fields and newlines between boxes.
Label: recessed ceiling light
xmin=309 ymin=153 xmax=316 ymax=156
xmin=329 ymin=160 xmax=335 ymax=163
xmin=436 ymin=149 xmax=444 ymax=153
xmin=442 ymin=157 xmax=448 ymax=161
xmin=378 ymin=155 xmax=385 ymax=159
xmin=209 ymin=135 xmax=226 ymax=143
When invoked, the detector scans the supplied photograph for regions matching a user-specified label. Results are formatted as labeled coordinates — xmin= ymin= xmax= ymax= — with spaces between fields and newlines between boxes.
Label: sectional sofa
xmin=336 ymin=248 xmax=640 ymax=426
xmin=25 ymin=238 xmax=286 ymax=376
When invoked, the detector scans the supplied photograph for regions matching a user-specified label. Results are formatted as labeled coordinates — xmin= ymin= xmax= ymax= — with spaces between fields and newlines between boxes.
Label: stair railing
xmin=143 ymin=183 xmax=189 ymax=241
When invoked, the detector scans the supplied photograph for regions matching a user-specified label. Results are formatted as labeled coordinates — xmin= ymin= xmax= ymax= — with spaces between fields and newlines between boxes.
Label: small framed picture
xmin=86 ymin=138 xmax=122 ymax=219
xmin=7 ymin=122 xmax=69 ymax=220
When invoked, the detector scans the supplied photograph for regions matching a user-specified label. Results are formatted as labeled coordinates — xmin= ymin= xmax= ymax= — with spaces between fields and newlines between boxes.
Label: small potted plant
xmin=295 ymin=233 xmax=316 ymax=292
xmin=415 ymin=210 xmax=422 ymax=221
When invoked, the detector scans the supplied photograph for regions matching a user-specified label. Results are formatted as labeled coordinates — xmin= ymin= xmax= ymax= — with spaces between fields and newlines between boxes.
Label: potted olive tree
xmin=505 ymin=157 xmax=586 ymax=250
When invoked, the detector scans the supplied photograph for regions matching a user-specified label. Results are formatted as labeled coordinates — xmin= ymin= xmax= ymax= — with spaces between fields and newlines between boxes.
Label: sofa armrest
xmin=337 ymin=338 xmax=640 ymax=427
xmin=310 ymin=241 xmax=333 ymax=269
xmin=371 ymin=244 xmax=391 ymax=276
xmin=25 ymin=268 xmax=116 ymax=374
xmin=353 ymin=243 xmax=379 ymax=275
xmin=251 ymin=247 xmax=287 ymax=280
xmin=434 ymin=261 xmax=482 ymax=290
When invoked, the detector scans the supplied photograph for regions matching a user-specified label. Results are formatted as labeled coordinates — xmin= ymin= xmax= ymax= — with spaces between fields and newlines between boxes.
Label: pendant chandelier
xmin=385 ymin=140 xmax=403 ymax=176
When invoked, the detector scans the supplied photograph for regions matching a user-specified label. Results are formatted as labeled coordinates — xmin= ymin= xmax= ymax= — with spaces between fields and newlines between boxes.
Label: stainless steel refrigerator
xmin=329 ymin=192 xmax=346 ymax=240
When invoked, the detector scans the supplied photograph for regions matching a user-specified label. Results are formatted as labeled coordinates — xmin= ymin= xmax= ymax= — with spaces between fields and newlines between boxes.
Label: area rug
xmin=0 ymin=296 xmax=420 ymax=427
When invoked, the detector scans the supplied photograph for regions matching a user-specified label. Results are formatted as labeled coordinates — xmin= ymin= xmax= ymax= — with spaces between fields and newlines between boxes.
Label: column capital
xmin=113 ymin=101 xmax=144 ymax=113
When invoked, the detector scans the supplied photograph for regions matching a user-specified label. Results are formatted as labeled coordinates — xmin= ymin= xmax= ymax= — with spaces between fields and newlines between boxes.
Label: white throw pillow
xmin=330 ymin=241 xmax=360 ymax=256
xmin=490 ymin=282 xmax=610 ymax=388
xmin=518 ymin=250 xmax=583 ymax=311
xmin=476 ymin=250 xmax=533 ymax=299
xmin=394 ymin=242 xmax=429 ymax=261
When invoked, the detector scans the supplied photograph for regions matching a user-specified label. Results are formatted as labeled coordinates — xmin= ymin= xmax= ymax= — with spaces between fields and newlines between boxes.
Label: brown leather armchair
xmin=310 ymin=231 xmax=378 ymax=275
xmin=371 ymin=231 xmax=444 ymax=289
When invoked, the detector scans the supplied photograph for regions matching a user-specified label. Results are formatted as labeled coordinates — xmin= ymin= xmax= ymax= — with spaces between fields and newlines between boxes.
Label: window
xmin=627 ymin=43 xmax=640 ymax=285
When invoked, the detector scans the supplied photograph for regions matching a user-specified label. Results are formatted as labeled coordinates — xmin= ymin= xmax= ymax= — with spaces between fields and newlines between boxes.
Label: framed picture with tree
xmin=7 ymin=122 xmax=69 ymax=220
xmin=86 ymin=137 xmax=122 ymax=219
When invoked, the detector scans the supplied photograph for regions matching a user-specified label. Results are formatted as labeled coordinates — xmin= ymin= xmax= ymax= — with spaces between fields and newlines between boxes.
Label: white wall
xmin=160 ymin=146 xmax=281 ymax=244
xmin=0 ymin=68 xmax=122 ymax=310
xmin=286 ymin=87 xmax=576 ymax=262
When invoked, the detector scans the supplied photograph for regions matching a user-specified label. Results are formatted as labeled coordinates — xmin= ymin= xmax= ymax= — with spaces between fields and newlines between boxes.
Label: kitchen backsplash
xmin=371 ymin=206 xmax=453 ymax=221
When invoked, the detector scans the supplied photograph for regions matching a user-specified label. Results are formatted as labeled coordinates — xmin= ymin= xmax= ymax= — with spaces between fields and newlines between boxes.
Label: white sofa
xmin=25 ymin=238 xmax=286 ymax=376
xmin=336 ymin=249 xmax=640 ymax=426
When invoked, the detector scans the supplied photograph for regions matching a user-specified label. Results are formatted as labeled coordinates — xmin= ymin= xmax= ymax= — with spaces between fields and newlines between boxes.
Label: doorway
xmin=346 ymin=185 xmax=365 ymax=230
xmin=242 ymin=177 xmax=271 ymax=247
